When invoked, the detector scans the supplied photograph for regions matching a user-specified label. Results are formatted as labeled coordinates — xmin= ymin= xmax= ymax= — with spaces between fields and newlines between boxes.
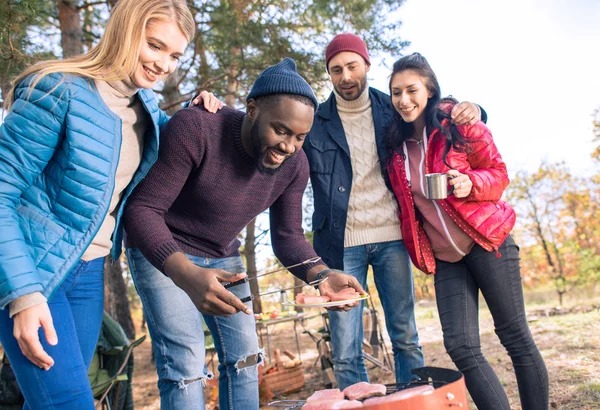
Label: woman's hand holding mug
xmin=447 ymin=169 xmax=472 ymax=198
xmin=424 ymin=170 xmax=472 ymax=199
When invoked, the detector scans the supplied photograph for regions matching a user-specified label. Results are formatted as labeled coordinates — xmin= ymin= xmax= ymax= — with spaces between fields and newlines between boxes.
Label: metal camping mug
xmin=425 ymin=173 xmax=452 ymax=199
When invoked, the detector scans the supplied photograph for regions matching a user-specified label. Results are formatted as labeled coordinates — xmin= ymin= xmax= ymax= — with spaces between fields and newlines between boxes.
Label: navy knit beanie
xmin=246 ymin=58 xmax=318 ymax=109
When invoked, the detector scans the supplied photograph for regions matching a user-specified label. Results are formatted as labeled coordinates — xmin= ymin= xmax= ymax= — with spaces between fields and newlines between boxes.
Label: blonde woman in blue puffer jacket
xmin=0 ymin=1 xmax=219 ymax=408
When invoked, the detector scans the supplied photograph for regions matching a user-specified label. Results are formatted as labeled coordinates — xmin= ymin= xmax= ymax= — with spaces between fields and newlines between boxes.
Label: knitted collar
xmin=334 ymin=84 xmax=371 ymax=113
xmin=231 ymin=113 xmax=255 ymax=165
xmin=105 ymin=77 xmax=140 ymax=98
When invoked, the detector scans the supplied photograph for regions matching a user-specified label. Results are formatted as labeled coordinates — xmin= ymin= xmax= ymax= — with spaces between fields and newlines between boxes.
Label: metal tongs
xmin=222 ymin=257 xmax=326 ymax=303
xmin=267 ymin=400 xmax=306 ymax=408
xmin=224 ymin=256 xmax=322 ymax=290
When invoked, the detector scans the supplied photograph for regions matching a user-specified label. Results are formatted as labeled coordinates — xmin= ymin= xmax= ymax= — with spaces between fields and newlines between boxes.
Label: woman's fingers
xmin=13 ymin=303 xmax=56 ymax=370
xmin=446 ymin=169 xmax=472 ymax=198
xmin=17 ymin=333 xmax=54 ymax=370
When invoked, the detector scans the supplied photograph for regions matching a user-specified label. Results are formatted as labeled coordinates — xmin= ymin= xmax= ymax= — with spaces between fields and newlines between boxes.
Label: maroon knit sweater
xmin=123 ymin=106 xmax=323 ymax=281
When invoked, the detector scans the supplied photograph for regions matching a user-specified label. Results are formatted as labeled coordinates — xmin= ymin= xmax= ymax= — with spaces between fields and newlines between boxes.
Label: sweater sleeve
xmin=269 ymin=154 xmax=327 ymax=282
xmin=9 ymin=292 xmax=47 ymax=317
xmin=123 ymin=108 xmax=204 ymax=270
xmin=458 ymin=122 xmax=509 ymax=202
xmin=0 ymin=74 xmax=69 ymax=308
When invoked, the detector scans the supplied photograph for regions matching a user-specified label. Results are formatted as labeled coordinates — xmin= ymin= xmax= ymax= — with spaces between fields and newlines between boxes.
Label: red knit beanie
xmin=325 ymin=33 xmax=371 ymax=70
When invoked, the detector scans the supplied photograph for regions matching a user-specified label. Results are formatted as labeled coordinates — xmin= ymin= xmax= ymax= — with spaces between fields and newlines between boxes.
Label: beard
xmin=335 ymin=74 xmax=368 ymax=101
xmin=250 ymin=120 xmax=289 ymax=175
xmin=256 ymin=151 xmax=281 ymax=175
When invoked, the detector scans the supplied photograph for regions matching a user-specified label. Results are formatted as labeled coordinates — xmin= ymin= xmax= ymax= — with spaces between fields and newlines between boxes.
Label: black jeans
xmin=434 ymin=235 xmax=548 ymax=410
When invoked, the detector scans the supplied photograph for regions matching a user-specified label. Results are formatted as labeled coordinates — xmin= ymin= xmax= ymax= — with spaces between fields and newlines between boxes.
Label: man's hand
xmin=317 ymin=270 xmax=365 ymax=312
xmin=192 ymin=90 xmax=224 ymax=113
xmin=165 ymin=252 xmax=251 ymax=316
xmin=451 ymin=102 xmax=481 ymax=126
xmin=13 ymin=303 xmax=57 ymax=370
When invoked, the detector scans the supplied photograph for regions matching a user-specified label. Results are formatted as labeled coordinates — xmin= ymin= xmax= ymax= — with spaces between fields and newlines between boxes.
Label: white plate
xmin=283 ymin=293 xmax=370 ymax=308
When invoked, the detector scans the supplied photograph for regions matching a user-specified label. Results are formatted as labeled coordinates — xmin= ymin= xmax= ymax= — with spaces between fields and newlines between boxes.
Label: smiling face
xmin=131 ymin=19 xmax=188 ymax=89
xmin=327 ymin=51 xmax=370 ymax=101
xmin=390 ymin=69 xmax=433 ymax=126
xmin=247 ymin=96 xmax=315 ymax=174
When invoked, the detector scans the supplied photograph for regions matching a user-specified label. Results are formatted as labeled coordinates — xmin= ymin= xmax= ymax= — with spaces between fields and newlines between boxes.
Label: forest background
xmin=1 ymin=0 xmax=599 ymax=407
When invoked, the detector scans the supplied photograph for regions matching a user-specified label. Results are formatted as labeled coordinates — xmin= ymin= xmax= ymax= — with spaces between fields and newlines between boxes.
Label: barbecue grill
xmin=268 ymin=366 xmax=468 ymax=409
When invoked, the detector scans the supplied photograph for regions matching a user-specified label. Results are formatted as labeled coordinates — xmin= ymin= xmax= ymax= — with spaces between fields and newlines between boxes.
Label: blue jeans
xmin=328 ymin=240 xmax=424 ymax=389
xmin=127 ymin=248 xmax=261 ymax=410
xmin=434 ymin=236 xmax=548 ymax=410
xmin=0 ymin=257 xmax=105 ymax=410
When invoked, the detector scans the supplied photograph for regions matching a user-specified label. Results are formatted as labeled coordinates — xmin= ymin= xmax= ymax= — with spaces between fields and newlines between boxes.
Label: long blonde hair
xmin=4 ymin=0 xmax=195 ymax=111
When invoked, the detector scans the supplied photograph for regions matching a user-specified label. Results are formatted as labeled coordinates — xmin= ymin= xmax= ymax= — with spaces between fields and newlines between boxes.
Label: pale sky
xmin=366 ymin=0 xmax=600 ymax=176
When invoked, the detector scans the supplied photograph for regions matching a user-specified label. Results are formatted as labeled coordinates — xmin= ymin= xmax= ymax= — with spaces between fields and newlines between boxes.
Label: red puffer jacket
xmin=387 ymin=111 xmax=516 ymax=274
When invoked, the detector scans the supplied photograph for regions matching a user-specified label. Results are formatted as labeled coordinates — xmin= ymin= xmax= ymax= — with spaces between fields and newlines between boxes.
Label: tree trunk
xmin=57 ymin=0 xmax=83 ymax=58
xmin=529 ymin=196 xmax=567 ymax=306
xmin=104 ymin=256 xmax=136 ymax=339
xmin=242 ymin=218 xmax=262 ymax=314
xmin=224 ymin=64 xmax=239 ymax=108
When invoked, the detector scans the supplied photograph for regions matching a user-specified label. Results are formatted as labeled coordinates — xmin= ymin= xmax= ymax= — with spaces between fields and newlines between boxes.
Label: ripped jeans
xmin=127 ymin=249 xmax=261 ymax=410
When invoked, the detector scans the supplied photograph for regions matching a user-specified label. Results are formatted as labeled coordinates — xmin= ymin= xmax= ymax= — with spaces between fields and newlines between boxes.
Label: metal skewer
xmin=254 ymin=256 xmax=322 ymax=280
xmin=267 ymin=400 xmax=306 ymax=408
xmin=224 ymin=256 xmax=322 ymax=290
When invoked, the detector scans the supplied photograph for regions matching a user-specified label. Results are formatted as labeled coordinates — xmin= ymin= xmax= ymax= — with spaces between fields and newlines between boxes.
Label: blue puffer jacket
xmin=0 ymin=73 xmax=167 ymax=309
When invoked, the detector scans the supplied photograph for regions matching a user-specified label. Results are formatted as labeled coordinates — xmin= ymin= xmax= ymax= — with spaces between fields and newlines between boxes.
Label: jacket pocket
xmin=306 ymin=139 xmax=337 ymax=174
xmin=17 ymin=205 xmax=67 ymax=266
xmin=312 ymin=213 xmax=327 ymax=232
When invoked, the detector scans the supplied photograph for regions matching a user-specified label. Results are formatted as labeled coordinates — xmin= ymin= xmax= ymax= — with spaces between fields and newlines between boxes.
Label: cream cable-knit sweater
xmin=9 ymin=78 xmax=147 ymax=317
xmin=335 ymin=87 xmax=402 ymax=247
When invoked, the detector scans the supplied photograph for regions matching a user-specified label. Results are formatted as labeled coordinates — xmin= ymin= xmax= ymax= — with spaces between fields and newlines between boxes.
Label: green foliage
xmin=0 ymin=0 xmax=409 ymax=109
xmin=184 ymin=0 xmax=408 ymax=105
xmin=0 ymin=0 xmax=57 ymax=99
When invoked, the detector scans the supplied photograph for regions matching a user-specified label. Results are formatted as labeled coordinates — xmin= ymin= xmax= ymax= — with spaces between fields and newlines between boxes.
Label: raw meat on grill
xmin=362 ymin=385 xmax=435 ymax=405
xmin=342 ymin=382 xmax=387 ymax=400
xmin=306 ymin=389 xmax=345 ymax=402
xmin=301 ymin=399 xmax=363 ymax=409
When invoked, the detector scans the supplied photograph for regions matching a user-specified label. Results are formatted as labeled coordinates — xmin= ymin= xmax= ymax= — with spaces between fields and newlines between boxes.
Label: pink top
xmin=404 ymin=131 xmax=474 ymax=263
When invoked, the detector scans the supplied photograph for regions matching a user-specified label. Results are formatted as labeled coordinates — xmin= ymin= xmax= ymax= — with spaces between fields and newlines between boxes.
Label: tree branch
xmin=158 ymin=74 xmax=227 ymax=111
xmin=78 ymin=1 xmax=108 ymax=10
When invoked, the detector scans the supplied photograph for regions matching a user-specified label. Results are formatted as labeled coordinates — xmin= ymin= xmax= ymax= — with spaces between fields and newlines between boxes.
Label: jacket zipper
xmin=110 ymin=95 xmax=160 ymax=261
xmin=426 ymin=129 xmax=497 ymax=253
xmin=393 ymin=154 xmax=433 ymax=273
xmin=48 ymin=108 xmax=123 ymax=300
xmin=405 ymin=129 xmax=466 ymax=257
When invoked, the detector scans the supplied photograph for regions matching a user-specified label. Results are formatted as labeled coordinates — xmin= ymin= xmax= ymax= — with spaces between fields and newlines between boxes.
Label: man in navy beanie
xmin=123 ymin=58 xmax=365 ymax=409
xmin=304 ymin=33 xmax=487 ymax=388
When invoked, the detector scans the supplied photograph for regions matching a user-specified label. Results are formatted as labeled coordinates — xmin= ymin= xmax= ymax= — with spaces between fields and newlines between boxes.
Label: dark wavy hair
xmin=386 ymin=53 xmax=468 ymax=167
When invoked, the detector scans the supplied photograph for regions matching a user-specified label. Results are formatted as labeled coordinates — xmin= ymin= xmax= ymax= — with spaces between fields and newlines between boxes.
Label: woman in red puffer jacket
xmin=386 ymin=53 xmax=548 ymax=410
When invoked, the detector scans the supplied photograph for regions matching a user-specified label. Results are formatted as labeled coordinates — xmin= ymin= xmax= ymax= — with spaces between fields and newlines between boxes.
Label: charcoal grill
xmin=268 ymin=366 xmax=468 ymax=409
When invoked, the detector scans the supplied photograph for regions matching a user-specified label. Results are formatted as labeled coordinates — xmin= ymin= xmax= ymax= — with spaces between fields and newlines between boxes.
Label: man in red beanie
xmin=304 ymin=33 xmax=486 ymax=388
